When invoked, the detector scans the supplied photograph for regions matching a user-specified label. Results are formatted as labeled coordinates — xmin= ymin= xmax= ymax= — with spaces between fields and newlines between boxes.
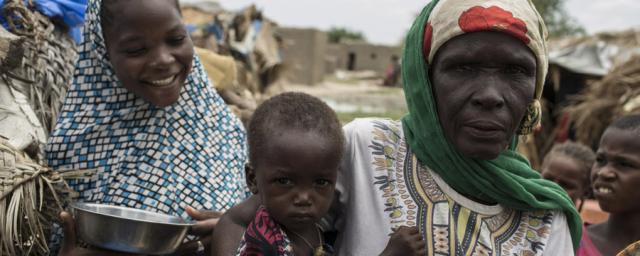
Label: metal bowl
xmin=72 ymin=203 xmax=195 ymax=255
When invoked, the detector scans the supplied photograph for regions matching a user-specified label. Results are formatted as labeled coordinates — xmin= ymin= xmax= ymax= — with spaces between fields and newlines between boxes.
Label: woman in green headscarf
xmin=332 ymin=0 xmax=581 ymax=255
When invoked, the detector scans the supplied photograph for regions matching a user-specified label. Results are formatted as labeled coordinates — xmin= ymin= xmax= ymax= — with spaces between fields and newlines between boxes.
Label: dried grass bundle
xmin=1 ymin=0 xmax=77 ymax=135
xmin=0 ymin=2 xmax=86 ymax=254
xmin=0 ymin=139 xmax=91 ymax=255
xmin=564 ymin=56 xmax=640 ymax=148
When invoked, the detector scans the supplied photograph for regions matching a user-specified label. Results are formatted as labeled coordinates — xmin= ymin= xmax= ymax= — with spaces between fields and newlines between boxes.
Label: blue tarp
xmin=0 ymin=0 xmax=87 ymax=43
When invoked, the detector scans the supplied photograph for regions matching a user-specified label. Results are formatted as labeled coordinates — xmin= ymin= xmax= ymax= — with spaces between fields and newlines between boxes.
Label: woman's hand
xmin=172 ymin=206 xmax=223 ymax=255
xmin=380 ymin=226 xmax=426 ymax=256
xmin=58 ymin=211 xmax=135 ymax=256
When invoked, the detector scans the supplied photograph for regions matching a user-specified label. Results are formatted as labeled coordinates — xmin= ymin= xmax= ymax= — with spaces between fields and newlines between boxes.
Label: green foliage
xmin=532 ymin=0 xmax=585 ymax=37
xmin=328 ymin=27 xmax=366 ymax=43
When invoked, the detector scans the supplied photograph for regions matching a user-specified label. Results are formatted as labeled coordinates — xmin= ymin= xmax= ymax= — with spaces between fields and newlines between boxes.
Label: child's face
xmin=542 ymin=156 xmax=586 ymax=205
xmin=103 ymin=0 xmax=193 ymax=107
xmin=249 ymin=130 xmax=339 ymax=233
xmin=591 ymin=128 xmax=640 ymax=213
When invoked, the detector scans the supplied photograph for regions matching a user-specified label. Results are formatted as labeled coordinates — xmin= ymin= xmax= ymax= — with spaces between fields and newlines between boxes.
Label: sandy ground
xmin=270 ymin=75 xmax=408 ymax=122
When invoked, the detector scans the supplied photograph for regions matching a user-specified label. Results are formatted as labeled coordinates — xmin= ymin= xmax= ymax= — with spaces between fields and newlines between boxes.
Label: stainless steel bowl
xmin=72 ymin=203 xmax=195 ymax=255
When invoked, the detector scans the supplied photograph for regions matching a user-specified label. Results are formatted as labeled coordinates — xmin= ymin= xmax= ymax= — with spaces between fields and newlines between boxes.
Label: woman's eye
xmin=595 ymin=156 xmax=606 ymax=166
xmin=124 ymin=47 xmax=147 ymax=56
xmin=505 ymin=66 xmax=526 ymax=75
xmin=453 ymin=64 xmax=473 ymax=73
xmin=168 ymin=36 xmax=186 ymax=46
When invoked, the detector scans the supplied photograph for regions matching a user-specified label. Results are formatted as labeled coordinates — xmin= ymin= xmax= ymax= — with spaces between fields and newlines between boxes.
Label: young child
xmin=213 ymin=92 xmax=427 ymax=256
xmin=577 ymin=114 xmax=640 ymax=256
xmin=233 ymin=92 xmax=344 ymax=256
xmin=541 ymin=141 xmax=595 ymax=210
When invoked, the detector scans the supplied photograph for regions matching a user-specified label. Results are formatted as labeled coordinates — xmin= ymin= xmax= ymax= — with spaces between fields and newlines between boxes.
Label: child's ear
xmin=245 ymin=164 xmax=259 ymax=194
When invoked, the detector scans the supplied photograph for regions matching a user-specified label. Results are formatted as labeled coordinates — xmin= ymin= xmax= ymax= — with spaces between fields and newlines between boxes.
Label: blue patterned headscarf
xmin=45 ymin=0 xmax=248 ymax=215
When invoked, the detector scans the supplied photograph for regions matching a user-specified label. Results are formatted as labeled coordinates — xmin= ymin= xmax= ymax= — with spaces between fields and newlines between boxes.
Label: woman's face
xmin=103 ymin=0 xmax=193 ymax=107
xmin=591 ymin=128 xmax=640 ymax=213
xmin=431 ymin=31 xmax=536 ymax=160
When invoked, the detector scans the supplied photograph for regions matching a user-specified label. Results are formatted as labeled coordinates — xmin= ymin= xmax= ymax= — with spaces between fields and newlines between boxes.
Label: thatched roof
xmin=563 ymin=55 xmax=640 ymax=148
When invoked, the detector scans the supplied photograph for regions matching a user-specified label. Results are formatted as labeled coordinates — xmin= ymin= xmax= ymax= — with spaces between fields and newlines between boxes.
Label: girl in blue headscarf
xmin=46 ymin=0 xmax=247 ymax=254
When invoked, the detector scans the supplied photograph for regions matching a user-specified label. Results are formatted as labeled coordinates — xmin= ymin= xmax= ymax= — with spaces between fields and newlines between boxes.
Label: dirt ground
xmin=273 ymin=73 xmax=408 ymax=123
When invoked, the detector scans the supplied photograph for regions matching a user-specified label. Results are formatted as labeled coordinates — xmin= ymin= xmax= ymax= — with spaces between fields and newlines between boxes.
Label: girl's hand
xmin=380 ymin=226 xmax=426 ymax=256
xmin=172 ymin=206 xmax=223 ymax=255
xmin=58 ymin=211 xmax=135 ymax=256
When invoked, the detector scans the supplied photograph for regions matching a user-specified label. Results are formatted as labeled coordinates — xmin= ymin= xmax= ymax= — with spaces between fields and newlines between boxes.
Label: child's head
xmin=246 ymin=92 xmax=344 ymax=232
xmin=591 ymin=114 xmax=640 ymax=214
xmin=541 ymin=141 xmax=595 ymax=205
xmin=100 ymin=0 xmax=193 ymax=107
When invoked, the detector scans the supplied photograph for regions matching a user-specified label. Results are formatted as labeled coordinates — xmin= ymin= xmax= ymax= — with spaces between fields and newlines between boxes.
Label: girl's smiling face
xmin=591 ymin=128 xmax=640 ymax=213
xmin=102 ymin=0 xmax=193 ymax=107
xmin=248 ymin=129 xmax=340 ymax=233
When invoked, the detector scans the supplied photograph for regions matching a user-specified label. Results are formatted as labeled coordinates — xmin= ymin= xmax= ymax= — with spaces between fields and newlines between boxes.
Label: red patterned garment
xmin=237 ymin=206 xmax=335 ymax=256
xmin=238 ymin=206 xmax=293 ymax=256
xmin=458 ymin=6 xmax=530 ymax=44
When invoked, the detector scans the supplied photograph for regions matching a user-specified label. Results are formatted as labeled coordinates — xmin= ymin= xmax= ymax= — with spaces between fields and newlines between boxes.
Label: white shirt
xmin=332 ymin=118 xmax=573 ymax=256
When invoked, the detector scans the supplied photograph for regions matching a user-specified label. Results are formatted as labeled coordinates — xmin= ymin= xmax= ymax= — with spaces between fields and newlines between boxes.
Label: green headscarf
xmin=401 ymin=0 xmax=582 ymax=251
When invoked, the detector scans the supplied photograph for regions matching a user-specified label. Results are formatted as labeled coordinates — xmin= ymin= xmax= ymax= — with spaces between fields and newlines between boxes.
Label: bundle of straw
xmin=1 ymin=0 xmax=77 ymax=135
xmin=0 ymin=1 xmax=85 ymax=254
xmin=0 ymin=143 xmax=50 ymax=255
xmin=0 ymin=138 xmax=92 ymax=255
xmin=564 ymin=55 xmax=640 ymax=148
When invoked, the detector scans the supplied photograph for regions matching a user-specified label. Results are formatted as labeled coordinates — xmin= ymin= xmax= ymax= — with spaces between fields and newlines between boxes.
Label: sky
xmin=216 ymin=0 xmax=640 ymax=45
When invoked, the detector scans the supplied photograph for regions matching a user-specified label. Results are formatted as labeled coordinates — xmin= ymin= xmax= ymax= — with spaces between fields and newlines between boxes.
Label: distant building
xmin=326 ymin=42 xmax=401 ymax=76
xmin=278 ymin=27 xmax=401 ymax=85
xmin=277 ymin=27 xmax=327 ymax=85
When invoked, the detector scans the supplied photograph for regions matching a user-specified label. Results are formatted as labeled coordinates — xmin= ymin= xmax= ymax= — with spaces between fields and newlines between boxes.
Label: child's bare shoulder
xmin=225 ymin=195 xmax=261 ymax=227
xmin=212 ymin=195 xmax=260 ymax=256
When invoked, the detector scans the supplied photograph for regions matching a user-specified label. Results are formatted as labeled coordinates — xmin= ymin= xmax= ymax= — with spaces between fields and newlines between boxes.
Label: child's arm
xmin=211 ymin=195 xmax=260 ymax=256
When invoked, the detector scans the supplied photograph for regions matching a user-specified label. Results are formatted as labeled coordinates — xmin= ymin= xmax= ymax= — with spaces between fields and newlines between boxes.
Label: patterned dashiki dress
xmin=332 ymin=119 xmax=573 ymax=256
